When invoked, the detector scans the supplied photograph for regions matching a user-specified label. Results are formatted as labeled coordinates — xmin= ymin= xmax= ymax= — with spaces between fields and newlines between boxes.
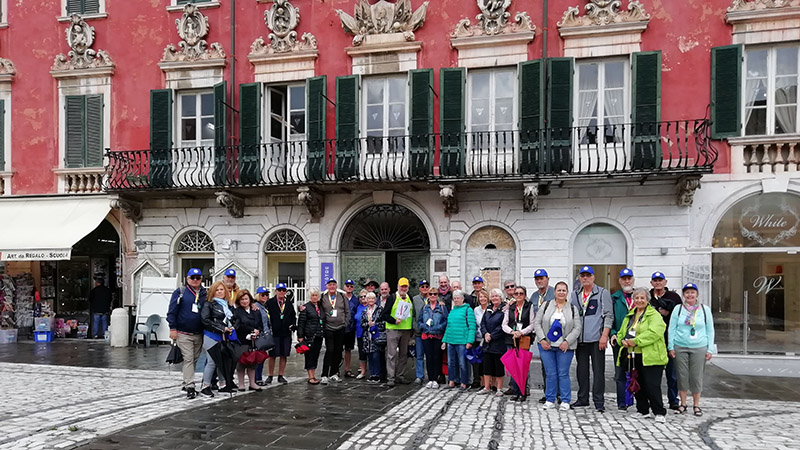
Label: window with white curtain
xmin=744 ymin=46 xmax=799 ymax=136
xmin=266 ymin=84 xmax=306 ymax=142
xmin=467 ymin=69 xmax=515 ymax=150
xmin=363 ymin=76 xmax=406 ymax=154
xmin=575 ymin=60 xmax=627 ymax=145
xmin=178 ymin=91 xmax=215 ymax=147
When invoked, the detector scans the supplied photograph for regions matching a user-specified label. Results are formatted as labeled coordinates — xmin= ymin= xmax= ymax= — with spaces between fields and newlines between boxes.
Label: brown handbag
xmin=516 ymin=335 xmax=532 ymax=350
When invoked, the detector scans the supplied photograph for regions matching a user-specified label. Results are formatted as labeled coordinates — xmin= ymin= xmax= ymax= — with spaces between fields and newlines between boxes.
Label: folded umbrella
xmin=626 ymin=350 xmax=640 ymax=396
xmin=501 ymin=346 xmax=533 ymax=396
xmin=165 ymin=342 xmax=183 ymax=371
xmin=206 ymin=337 xmax=237 ymax=394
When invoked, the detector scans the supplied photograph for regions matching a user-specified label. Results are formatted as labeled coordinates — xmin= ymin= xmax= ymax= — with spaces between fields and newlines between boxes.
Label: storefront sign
xmin=739 ymin=202 xmax=799 ymax=246
xmin=321 ymin=262 xmax=334 ymax=290
xmin=0 ymin=249 xmax=72 ymax=261
xmin=754 ymin=276 xmax=782 ymax=295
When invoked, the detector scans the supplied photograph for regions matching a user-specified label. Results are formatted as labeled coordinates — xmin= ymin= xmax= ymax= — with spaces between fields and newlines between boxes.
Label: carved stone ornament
xmin=0 ymin=58 xmax=16 ymax=76
xmin=523 ymin=183 xmax=539 ymax=213
xmin=439 ymin=184 xmax=459 ymax=216
xmin=250 ymin=0 xmax=317 ymax=56
xmin=676 ymin=176 xmax=701 ymax=207
xmin=451 ymin=0 xmax=535 ymax=38
xmin=728 ymin=0 xmax=797 ymax=11
xmin=162 ymin=3 xmax=226 ymax=62
xmin=110 ymin=198 xmax=143 ymax=223
xmin=297 ymin=186 xmax=324 ymax=221
xmin=216 ymin=191 xmax=244 ymax=219
xmin=557 ymin=0 xmax=650 ymax=28
xmin=52 ymin=14 xmax=114 ymax=71
xmin=335 ymin=0 xmax=430 ymax=46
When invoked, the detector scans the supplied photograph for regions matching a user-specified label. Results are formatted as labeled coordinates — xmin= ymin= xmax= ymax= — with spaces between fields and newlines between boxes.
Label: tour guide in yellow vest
xmin=380 ymin=277 xmax=414 ymax=387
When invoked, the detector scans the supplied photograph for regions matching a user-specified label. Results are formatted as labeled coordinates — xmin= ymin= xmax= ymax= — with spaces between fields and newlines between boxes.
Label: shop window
xmin=743 ymin=45 xmax=800 ymax=136
xmin=713 ymin=193 xmax=800 ymax=248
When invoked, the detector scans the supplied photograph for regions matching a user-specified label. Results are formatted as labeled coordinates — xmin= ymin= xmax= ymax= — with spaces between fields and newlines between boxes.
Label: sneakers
xmin=277 ymin=375 xmax=288 ymax=384
xmin=430 ymin=381 xmax=439 ymax=389
xmin=367 ymin=376 xmax=379 ymax=383
xmin=330 ymin=375 xmax=342 ymax=383
xmin=542 ymin=401 xmax=556 ymax=410
xmin=265 ymin=376 xmax=273 ymax=385
xmin=655 ymin=415 xmax=666 ymax=423
xmin=477 ymin=389 xmax=491 ymax=395
xmin=560 ymin=402 xmax=571 ymax=411
xmin=414 ymin=378 xmax=423 ymax=385
xmin=199 ymin=387 xmax=214 ymax=398
xmin=387 ymin=380 xmax=396 ymax=387
xmin=320 ymin=376 xmax=329 ymax=385
xmin=538 ymin=396 xmax=547 ymax=404
xmin=425 ymin=381 xmax=434 ymax=389
xmin=356 ymin=373 xmax=366 ymax=380
xmin=186 ymin=387 xmax=197 ymax=399
xmin=637 ymin=412 xmax=655 ymax=420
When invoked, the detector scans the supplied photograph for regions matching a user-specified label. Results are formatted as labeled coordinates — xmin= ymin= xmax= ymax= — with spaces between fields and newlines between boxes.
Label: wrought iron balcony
xmin=106 ymin=119 xmax=716 ymax=191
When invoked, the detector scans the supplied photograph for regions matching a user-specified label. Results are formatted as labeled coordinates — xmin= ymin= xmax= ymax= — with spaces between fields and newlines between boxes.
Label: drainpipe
xmin=230 ymin=0 xmax=236 ymax=145
xmin=542 ymin=0 xmax=548 ymax=63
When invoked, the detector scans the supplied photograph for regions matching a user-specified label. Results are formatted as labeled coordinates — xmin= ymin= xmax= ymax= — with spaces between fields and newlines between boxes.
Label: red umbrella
xmin=501 ymin=346 xmax=533 ymax=395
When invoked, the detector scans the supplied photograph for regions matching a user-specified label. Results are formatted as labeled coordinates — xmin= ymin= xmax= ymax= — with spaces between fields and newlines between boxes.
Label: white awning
xmin=0 ymin=197 xmax=111 ymax=261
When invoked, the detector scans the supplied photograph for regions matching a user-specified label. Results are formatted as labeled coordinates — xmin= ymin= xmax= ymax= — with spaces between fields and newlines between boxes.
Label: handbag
xmin=516 ymin=335 xmax=532 ymax=350
xmin=254 ymin=331 xmax=274 ymax=352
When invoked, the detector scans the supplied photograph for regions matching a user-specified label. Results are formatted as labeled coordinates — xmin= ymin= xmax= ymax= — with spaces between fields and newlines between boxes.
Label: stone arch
xmin=462 ymin=223 xmax=519 ymax=291
xmin=170 ymin=226 xmax=215 ymax=282
xmin=258 ymin=225 xmax=309 ymax=288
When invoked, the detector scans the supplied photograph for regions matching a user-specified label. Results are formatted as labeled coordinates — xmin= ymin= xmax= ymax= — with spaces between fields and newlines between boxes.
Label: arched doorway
xmin=264 ymin=229 xmax=307 ymax=287
xmin=465 ymin=226 xmax=516 ymax=291
xmin=174 ymin=230 xmax=215 ymax=285
xmin=711 ymin=192 xmax=800 ymax=354
xmin=572 ymin=223 xmax=627 ymax=292
xmin=340 ymin=204 xmax=430 ymax=296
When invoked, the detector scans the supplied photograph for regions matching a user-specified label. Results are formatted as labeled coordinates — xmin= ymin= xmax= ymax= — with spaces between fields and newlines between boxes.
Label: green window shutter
xmin=66 ymin=0 xmax=83 ymax=14
xmin=149 ymin=89 xmax=173 ymax=188
xmin=335 ymin=75 xmax=359 ymax=180
xmin=65 ymin=95 xmax=86 ymax=169
xmin=518 ymin=59 xmax=543 ymax=174
xmin=439 ymin=67 xmax=465 ymax=177
xmin=547 ymin=57 xmax=573 ymax=174
xmin=631 ymin=51 xmax=662 ymax=170
xmin=306 ymin=75 xmax=327 ymax=181
xmin=84 ymin=0 xmax=100 ymax=14
xmin=0 ymin=100 xmax=5 ymax=172
xmin=213 ymin=81 xmax=228 ymax=185
xmin=711 ymin=45 xmax=743 ymax=139
xmin=239 ymin=82 xmax=262 ymax=185
xmin=85 ymin=94 xmax=103 ymax=167
xmin=409 ymin=68 xmax=433 ymax=178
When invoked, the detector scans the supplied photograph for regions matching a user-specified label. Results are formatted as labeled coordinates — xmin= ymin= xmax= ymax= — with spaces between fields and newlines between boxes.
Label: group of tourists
xmin=165 ymin=266 xmax=716 ymax=423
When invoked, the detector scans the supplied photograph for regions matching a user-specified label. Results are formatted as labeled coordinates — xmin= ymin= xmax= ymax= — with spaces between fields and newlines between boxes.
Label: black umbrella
xmin=165 ymin=342 xmax=183 ymax=372
xmin=206 ymin=337 xmax=237 ymax=394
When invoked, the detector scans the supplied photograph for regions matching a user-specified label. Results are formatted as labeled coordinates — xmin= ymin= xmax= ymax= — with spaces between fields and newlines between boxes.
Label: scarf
xmin=438 ymin=286 xmax=450 ymax=296
xmin=683 ymin=303 xmax=700 ymax=326
xmin=213 ymin=297 xmax=233 ymax=321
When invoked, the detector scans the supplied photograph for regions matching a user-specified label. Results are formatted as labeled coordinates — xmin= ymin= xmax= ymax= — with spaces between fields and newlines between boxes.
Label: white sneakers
xmin=330 ymin=375 xmax=342 ymax=383
xmin=543 ymin=401 xmax=572 ymax=411
xmin=355 ymin=373 xmax=365 ymax=380
xmin=559 ymin=402 xmax=571 ymax=411
xmin=320 ymin=376 xmax=329 ymax=385
xmin=542 ymin=401 xmax=556 ymax=410
xmin=425 ymin=380 xmax=439 ymax=389
xmin=655 ymin=415 xmax=666 ymax=423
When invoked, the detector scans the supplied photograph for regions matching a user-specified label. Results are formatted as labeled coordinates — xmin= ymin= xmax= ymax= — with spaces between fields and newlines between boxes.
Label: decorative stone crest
xmin=335 ymin=0 xmax=430 ymax=46
xmin=451 ymin=0 xmax=535 ymax=38
xmin=52 ymin=14 xmax=114 ymax=71
xmin=439 ymin=185 xmax=459 ymax=216
xmin=558 ymin=0 xmax=650 ymax=28
xmin=676 ymin=176 xmax=701 ymax=207
xmin=0 ymin=58 xmax=16 ymax=77
xmin=523 ymin=184 xmax=538 ymax=213
xmin=728 ymin=0 xmax=797 ymax=11
xmin=162 ymin=3 xmax=225 ymax=62
xmin=216 ymin=191 xmax=244 ymax=218
xmin=297 ymin=186 xmax=324 ymax=221
xmin=110 ymin=198 xmax=143 ymax=223
xmin=250 ymin=0 xmax=317 ymax=56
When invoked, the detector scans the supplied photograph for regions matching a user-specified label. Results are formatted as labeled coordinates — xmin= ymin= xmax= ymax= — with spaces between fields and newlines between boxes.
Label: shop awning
xmin=0 ymin=197 xmax=111 ymax=261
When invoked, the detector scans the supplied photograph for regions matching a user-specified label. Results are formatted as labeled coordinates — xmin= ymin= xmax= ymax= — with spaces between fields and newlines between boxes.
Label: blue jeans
xmin=255 ymin=362 xmax=264 ymax=381
xmin=415 ymin=335 xmax=425 ymax=379
xmin=447 ymin=344 xmax=470 ymax=386
xmin=92 ymin=313 xmax=108 ymax=338
xmin=368 ymin=351 xmax=383 ymax=378
xmin=539 ymin=344 xmax=574 ymax=404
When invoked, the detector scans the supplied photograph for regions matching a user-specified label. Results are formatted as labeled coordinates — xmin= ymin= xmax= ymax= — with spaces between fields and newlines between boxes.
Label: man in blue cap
xmin=343 ymin=279 xmax=360 ymax=378
xmin=253 ymin=286 xmax=272 ymax=386
xmin=166 ymin=268 xmax=207 ymax=399
xmin=610 ymin=268 xmax=636 ymax=410
xmin=222 ymin=268 xmax=239 ymax=303
xmin=569 ymin=265 xmax=613 ymax=412
xmin=266 ymin=283 xmax=295 ymax=384
xmin=529 ymin=269 xmax=555 ymax=403
xmin=650 ymin=271 xmax=683 ymax=410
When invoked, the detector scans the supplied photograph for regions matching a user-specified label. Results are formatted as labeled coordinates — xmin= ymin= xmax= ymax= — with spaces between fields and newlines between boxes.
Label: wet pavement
xmin=1 ymin=340 xmax=800 ymax=449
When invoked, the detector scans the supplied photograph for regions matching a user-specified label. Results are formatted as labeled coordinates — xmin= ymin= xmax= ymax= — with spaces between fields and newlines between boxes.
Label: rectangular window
xmin=178 ymin=91 xmax=214 ymax=147
xmin=575 ymin=60 xmax=627 ymax=145
xmin=363 ymin=76 xmax=406 ymax=154
xmin=266 ymin=84 xmax=306 ymax=143
xmin=66 ymin=0 xmax=100 ymax=14
xmin=744 ymin=46 xmax=799 ymax=136
xmin=468 ymin=69 xmax=515 ymax=136
xmin=65 ymin=94 xmax=103 ymax=168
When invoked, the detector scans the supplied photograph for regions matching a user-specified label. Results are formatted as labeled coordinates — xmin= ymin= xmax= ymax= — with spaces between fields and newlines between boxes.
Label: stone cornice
xmin=50 ymin=66 xmax=114 ymax=79
xmin=345 ymin=39 xmax=422 ymax=57
xmin=248 ymin=48 xmax=318 ymax=65
xmin=726 ymin=4 xmax=800 ymax=22
xmin=558 ymin=19 xmax=648 ymax=37
xmin=450 ymin=31 xmax=534 ymax=50
xmin=158 ymin=58 xmax=227 ymax=73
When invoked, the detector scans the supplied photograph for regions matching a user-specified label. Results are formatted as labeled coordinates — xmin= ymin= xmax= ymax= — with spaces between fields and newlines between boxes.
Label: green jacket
xmin=616 ymin=305 xmax=668 ymax=367
xmin=443 ymin=304 xmax=476 ymax=345
xmin=610 ymin=290 xmax=632 ymax=337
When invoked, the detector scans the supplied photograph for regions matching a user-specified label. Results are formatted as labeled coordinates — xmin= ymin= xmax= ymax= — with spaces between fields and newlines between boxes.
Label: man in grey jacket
xmin=569 ymin=265 xmax=613 ymax=412
xmin=320 ymin=278 xmax=351 ymax=384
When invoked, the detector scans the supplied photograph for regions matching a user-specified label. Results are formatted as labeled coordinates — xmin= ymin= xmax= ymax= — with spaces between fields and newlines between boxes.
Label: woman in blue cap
xmin=668 ymin=283 xmax=715 ymax=417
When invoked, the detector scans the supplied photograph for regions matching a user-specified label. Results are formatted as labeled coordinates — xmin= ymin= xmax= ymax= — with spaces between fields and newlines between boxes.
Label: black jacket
xmin=266 ymin=296 xmax=296 ymax=337
xmin=166 ymin=285 xmax=206 ymax=334
xmin=650 ymin=288 xmax=682 ymax=337
xmin=201 ymin=300 xmax=229 ymax=335
xmin=231 ymin=306 xmax=263 ymax=345
xmin=89 ymin=285 xmax=113 ymax=314
xmin=297 ymin=301 xmax=325 ymax=341
xmin=480 ymin=306 xmax=507 ymax=354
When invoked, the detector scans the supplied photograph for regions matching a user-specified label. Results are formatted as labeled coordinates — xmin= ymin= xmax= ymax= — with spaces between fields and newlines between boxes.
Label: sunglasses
xmin=514 ymin=292 xmax=526 ymax=296
xmin=579 ymin=273 xmax=593 ymax=278
xmin=505 ymin=285 xmax=515 ymax=289
xmin=359 ymin=295 xmax=366 ymax=298
xmin=189 ymin=276 xmax=202 ymax=280
xmin=259 ymin=293 xmax=269 ymax=296
xmin=428 ymin=293 xmax=439 ymax=297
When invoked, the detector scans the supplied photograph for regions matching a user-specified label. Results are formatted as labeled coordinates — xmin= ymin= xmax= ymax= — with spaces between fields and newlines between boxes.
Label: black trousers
xmin=422 ymin=338 xmax=442 ymax=382
xmin=304 ymin=336 xmax=324 ymax=371
xmin=633 ymin=354 xmax=666 ymax=416
xmin=322 ymin=328 xmax=345 ymax=377
xmin=575 ymin=342 xmax=606 ymax=408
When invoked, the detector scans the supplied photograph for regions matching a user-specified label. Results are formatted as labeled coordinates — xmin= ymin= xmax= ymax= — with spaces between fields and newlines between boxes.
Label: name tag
xmin=690 ymin=328 xmax=698 ymax=339
xmin=516 ymin=322 xmax=523 ymax=331
xmin=426 ymin=318 xmax=433 ymax=326
xmin=331 ymin=310 xmax=338 ymax=317
xmin=191 ymin=303 xmax=199 ymax=314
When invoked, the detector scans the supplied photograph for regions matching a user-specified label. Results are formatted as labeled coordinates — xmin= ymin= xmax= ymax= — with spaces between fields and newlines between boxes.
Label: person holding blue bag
xmin=361 ymin=292 xmax=386 ymax=383
xmin=419 ymin=289 xmax=448 ymax=389
xmin=534 ymin=281 xmax=582 ymax=411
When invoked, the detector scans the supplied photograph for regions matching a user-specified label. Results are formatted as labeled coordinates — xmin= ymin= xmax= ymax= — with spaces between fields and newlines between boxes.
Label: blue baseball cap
xmin=682 ymin=283 xmax=698 ymax=291
xmin=186 ymin=268 xmax=202 ymax=277
xmin=327 ymin=278 xmax=337 ymax=284
xmin=579 ymin=266 xmax=594 ymax=275
xmin=534 ymin=269 xmax=548 ymax=278
xmin=345 ymin=279 xmax=355 ymax=285
xmin=652 ymin=271 xmax=666 ymax=280
xmin=619 ymin=268 xmax=634 ymax=278
xmin=419 ymin=279 xmax=429 ymax=286
xmin=472 ymin=276 xmax=484 ymax=283
xmin=224 ymin=269 xmax=236 ymax=277
xmin=275 ymin=282 xmax=287 ymax=290
xmin=256 ymin=286 xmax=269 ymax=295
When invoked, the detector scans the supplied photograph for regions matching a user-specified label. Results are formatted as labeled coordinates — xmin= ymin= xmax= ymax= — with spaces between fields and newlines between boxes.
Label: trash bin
xmin=110 ymin=308 xmax=129 ymax=347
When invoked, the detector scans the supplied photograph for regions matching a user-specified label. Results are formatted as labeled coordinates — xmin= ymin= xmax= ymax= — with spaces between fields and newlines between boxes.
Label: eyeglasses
xmin=359 ymin=295 xmax=366 ymax=298
xmin=505 ymin=284 xmax=515 ymax=289
xmin=276 ymin=289 xmax=287 ymax=292
xmin=579 ymin=274 xmax=593 ymax=278
xmin=259 ymin=293 xmax=269 ymax=296
xmin=189 ymin=276 xmax=202 ymax=280
xmin=428 ymin=293 xmax=439 ymax=297
xmin=514 ymin=292 xmax=526 ymax=296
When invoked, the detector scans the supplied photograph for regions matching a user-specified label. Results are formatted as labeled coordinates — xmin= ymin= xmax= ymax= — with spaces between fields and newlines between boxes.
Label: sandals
xmin=675 ymin=404 xmax=688 ymax=414
xmin=308 ymin=378 xmax=321 ymax=385
xmin=693 ymin=406 xmax=703 ymax=417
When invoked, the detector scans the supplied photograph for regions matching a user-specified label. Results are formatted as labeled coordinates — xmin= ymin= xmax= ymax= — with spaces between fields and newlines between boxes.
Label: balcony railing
xmin=106 ymin=119 xmax=716 ymax=190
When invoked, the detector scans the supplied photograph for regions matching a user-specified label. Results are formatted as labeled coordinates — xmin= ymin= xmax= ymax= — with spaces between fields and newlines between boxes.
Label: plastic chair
xmin=130 ymin=314 xmax=161 ymax=347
